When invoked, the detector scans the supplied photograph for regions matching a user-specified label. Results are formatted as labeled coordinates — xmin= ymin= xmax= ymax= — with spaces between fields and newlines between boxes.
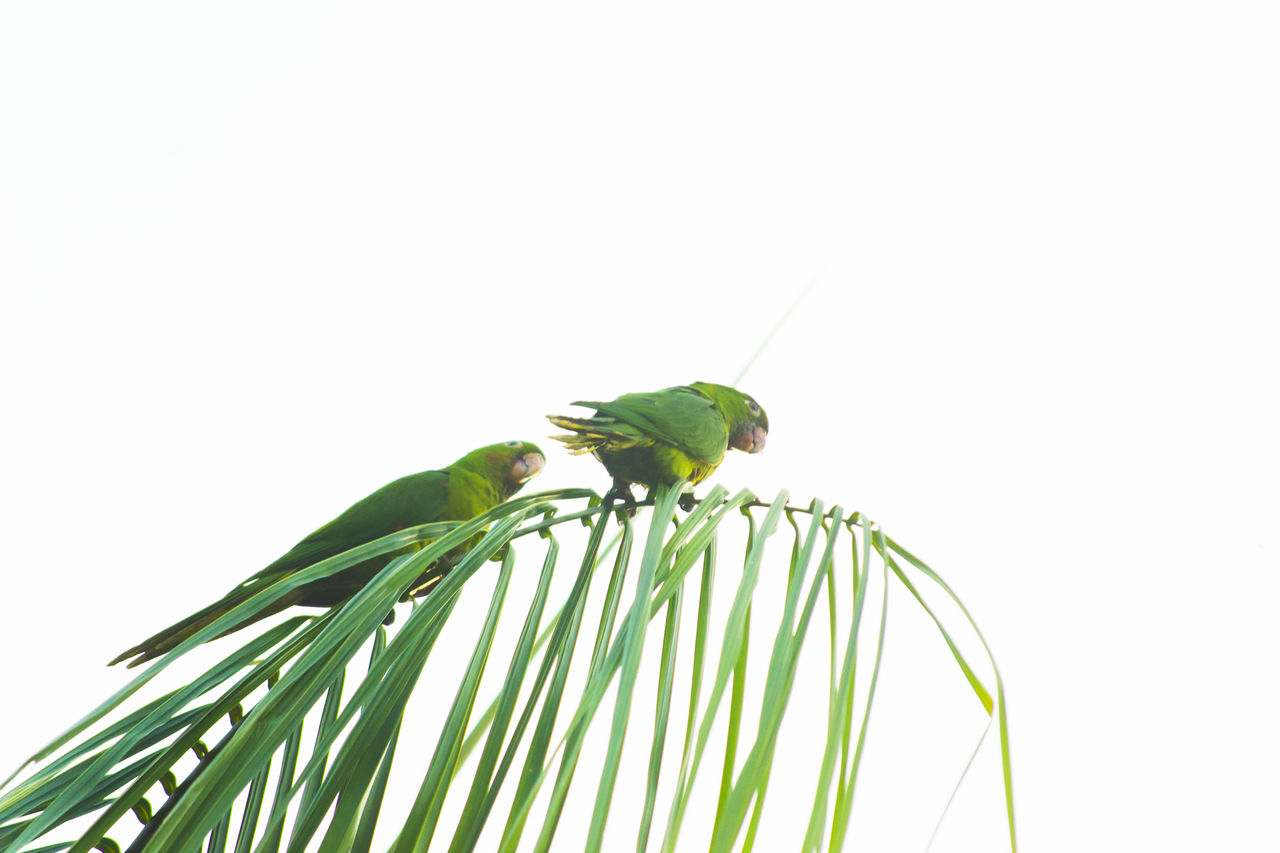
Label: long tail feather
xmin=109 ymin=589 xmax=294 ymax=668
xmin=546 ymin=413 xmax=650 ymax=454
xmin=546 ymin=414 xmax=609 ymax=454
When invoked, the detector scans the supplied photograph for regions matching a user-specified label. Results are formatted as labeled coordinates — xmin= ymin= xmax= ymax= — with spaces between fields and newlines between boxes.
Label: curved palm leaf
xmin=0 ymin=484 xmax=1015 ymax=852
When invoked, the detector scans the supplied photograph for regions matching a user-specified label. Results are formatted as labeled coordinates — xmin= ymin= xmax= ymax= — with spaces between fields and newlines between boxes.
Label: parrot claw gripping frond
xmin=602 ymin=480 xmax=638 ymax=519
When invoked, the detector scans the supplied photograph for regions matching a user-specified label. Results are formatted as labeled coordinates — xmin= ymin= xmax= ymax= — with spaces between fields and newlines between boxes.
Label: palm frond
xmin=1 ymin=485 xmax=1015 ymax=852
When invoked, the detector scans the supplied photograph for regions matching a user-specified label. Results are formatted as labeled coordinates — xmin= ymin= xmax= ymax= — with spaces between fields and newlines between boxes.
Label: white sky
xmin=2 ymin=1 xmax=1278 ymax=851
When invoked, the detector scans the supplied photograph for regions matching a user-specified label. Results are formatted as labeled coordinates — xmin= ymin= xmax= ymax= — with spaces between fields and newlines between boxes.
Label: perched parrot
xmin=547 ymin=381 xmax=767 ymax=508
xmin=111 ymin=440 xmax=545 ymax=668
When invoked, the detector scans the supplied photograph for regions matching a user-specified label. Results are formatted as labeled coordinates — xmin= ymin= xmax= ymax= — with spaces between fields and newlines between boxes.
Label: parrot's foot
xmin=678 ymin=491 xmax=696 ymax=512
xmin=403 ymin=575 xmax=441 ymax=600
xmin=400 ymin=559 xmax=451 ymax=601
xmin=603 ymin=481 xmax=637 ymax=520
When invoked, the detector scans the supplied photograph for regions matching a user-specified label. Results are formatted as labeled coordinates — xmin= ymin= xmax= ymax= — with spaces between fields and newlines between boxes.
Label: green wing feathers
xmin=106 ymin=474 xmax=445 ymax=669
xmin=547 ymin=383 xmax=768 ymax=492
xmin=549 ymin=387 xmax=727 ymax=464
xmin=244 ymin=470 xmax=453 ymax=584
xmin=109 ymin=585 xmax=292 ymax=668
xmin=111 ymin=441 xmax=545 ymax=668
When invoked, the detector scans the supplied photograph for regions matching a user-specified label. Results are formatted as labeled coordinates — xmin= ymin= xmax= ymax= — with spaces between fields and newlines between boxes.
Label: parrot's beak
xmin=731 ymin=425 xmax=767 ymax=454
xmin=511 ymin=452 xmax=546 ymax=483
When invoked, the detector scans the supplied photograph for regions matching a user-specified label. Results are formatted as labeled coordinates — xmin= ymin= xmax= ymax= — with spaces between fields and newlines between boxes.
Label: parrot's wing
xmin=242 ymin=469 xmax=452 ymax=585
xmin=581 ymin=386 xmax=728 ymax=464
xmin=112 ymin=470 xmax=453 ymax=667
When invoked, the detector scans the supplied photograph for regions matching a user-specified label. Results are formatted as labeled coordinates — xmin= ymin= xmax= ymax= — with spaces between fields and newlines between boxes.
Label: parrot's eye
xmin=747 ymin=400 xmax=760 ymax=415
xmin=504 ymin=440 xmax=521 ymax=447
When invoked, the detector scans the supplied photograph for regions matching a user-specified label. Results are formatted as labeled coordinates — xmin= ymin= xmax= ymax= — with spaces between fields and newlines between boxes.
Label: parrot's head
xmin=692 ymin=382 xmax=769 ymax=454
xmin=461 ymin=440 xmax=546 ymax=498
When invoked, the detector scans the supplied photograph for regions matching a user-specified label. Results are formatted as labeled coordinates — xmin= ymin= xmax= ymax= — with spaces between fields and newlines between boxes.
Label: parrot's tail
xmin=109 ymin=589 xmax=296 ymax=669
xmin=545 ymin=414 xmax=609 ymax=454
xmin=547 ymin=414 xmax=645 ymax=454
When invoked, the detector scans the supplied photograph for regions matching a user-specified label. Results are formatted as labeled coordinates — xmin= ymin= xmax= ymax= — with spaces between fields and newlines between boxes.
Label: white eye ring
xmin=505 ymin=440 xmax=522 ymax=447
xmin=747 ymin=400 xmax=760 ymax=414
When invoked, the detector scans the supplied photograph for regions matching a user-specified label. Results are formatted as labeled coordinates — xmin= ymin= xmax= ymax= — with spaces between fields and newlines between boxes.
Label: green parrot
xmin=547 ymin=381 xmax=767 ymax=507
xmin=111 ymin=440 xmax=545 ymax=668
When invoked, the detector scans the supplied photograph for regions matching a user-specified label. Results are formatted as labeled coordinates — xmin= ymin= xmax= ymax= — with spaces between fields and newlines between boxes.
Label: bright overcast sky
xmin=2 ymin=2 xmax=1277 ymax=851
